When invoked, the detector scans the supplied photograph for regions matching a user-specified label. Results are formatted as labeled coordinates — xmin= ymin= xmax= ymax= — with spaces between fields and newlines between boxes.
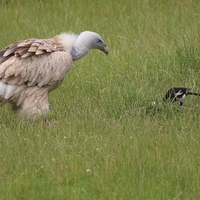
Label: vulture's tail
xmin=0 ymin=82 xmax=13 ymax=105
xmin=0 ymin=81 xmax=25 ymax=106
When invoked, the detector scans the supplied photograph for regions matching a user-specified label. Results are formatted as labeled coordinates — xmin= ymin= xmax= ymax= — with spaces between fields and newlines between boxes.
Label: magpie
xmin=164 ymin=87 xmax=200 ymax=106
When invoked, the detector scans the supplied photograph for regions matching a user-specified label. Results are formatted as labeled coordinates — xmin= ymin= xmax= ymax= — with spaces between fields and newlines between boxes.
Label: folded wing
xmin=0 ymin=38 xmax=73 ymax=88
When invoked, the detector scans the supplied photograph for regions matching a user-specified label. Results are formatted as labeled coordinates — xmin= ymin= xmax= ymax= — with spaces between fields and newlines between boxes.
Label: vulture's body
xmin=0 ymin=31 xmax=108 ymax=120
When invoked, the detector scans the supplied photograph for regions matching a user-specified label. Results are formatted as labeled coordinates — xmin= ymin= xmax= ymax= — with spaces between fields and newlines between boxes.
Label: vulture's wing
xmin=0 ymin=39 xmax=73 ymax=87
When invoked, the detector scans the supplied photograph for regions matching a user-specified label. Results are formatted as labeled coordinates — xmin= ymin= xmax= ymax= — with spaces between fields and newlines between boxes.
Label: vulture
xmin=0 ymin=31 xmax=109 ymax=120
xmin=164 ymin=87 xmax=200 ymax=106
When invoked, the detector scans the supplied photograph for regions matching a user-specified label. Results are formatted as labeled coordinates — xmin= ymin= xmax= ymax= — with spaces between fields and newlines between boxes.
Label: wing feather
xmin=17 ymin=42 xmax=33 ymax=47
xmin=0 ymin=36 xmax=74 ymax=91
xmin=16 ymin=48 xmax=29 ymax=56
xmin=21 ymin=52 xmax=33 ymax=58
xmin=28 ymin=45 xmax=38 ymax=52
xmin=4 ymin=63 xmax=17 ymax=78
xmin=21 ymin=67 xmax=28 ymax=79
xmin=1 ymin=38 xmax=58 ymax=62
xmin=3 ymin=44 xmax=18 ymax=57
xmin=7 ymin=75 xmax=21 ymax=85
xmin=0 ymin=57 xmax=15 ymax=77
xmin=13 ymin=65 xmax=26 ymax=77
xmin=0 ymin=51 xmax=72 ymax=88
xmin=35 ymin=49 xmax=45 ymax=55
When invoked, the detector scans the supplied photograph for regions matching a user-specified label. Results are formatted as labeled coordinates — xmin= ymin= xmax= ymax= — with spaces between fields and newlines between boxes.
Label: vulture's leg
xmin=44 ymin=118 xmax=58 ymax=125
xmin=10 ymin=102 xmax=21 ymax=113
xmin=21 ymin=94 xmax=58 ymax=125
xmin=19 ymin=91 xmax=50 ymax=120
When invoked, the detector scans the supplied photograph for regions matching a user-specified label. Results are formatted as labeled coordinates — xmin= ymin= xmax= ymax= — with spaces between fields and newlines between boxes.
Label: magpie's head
xmin=179 ymin=87 xmax=191 ymax=94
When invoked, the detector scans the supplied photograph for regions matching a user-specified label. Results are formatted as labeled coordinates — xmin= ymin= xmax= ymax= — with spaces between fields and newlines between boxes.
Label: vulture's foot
xmin=44 ymin=118 xmax=59 ymax=126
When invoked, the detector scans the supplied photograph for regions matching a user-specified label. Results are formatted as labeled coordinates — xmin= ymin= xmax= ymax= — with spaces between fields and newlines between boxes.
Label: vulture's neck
xmin=70 ymin=46 xmax=89 ymax=61
xmin=56 ymin=32 xmax=91 ymax=60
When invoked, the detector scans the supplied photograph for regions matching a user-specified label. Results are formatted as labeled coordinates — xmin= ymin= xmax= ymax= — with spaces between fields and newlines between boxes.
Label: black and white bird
xmin=164 ymin=87 xmax=200 ymax=106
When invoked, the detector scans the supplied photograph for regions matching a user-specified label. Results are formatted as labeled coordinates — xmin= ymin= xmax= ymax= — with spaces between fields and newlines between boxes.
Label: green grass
xmin=1 ymin=0 xmax=200 ymax=199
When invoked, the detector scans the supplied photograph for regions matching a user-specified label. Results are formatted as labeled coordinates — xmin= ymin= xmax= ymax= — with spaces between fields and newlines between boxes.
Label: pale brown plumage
xmin=0 ymin=31 xmax=109 ymax=120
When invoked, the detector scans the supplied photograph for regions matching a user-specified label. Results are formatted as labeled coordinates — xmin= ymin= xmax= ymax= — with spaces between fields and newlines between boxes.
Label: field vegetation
xmin=0 ymin=0 xmax=200 ymax=199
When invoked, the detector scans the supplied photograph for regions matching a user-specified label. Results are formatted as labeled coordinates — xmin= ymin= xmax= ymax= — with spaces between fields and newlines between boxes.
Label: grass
xmin=0 ymin=0 xmax=200 ymax=199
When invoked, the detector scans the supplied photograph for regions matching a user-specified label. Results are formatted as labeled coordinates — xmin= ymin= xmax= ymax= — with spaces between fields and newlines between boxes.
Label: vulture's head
xmin=71 ymin=31 xmax=109 ymax=60
xmin=79 ymin=31 xmax=109 ymax=55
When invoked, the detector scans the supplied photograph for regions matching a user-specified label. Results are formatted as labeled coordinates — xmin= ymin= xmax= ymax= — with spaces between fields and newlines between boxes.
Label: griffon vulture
xmin=0 ymin=31 xmax=109 ymax=120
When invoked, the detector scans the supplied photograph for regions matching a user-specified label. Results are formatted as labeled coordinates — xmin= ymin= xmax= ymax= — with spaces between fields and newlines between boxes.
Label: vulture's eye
xmin=97 ymin=39 xmax=102 ymax=43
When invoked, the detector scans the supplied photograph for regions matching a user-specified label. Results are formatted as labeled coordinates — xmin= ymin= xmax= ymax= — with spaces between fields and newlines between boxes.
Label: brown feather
xmin=35 ymin=49 xmax=45 ymax=55
xmin=28 ymin=45 xmax=39 ymax=52
xmin=3 ymin=43 xmax=20 ymax=57
xmin=21 ymin=52 xmax=33 ymax=58
xmin=17 ymin=42 xmax=32 ymax=48
xmin=0 ymin=57 xmax=15 ymax=77
xmin=16 ymin=48 xmax=29 ymax=56
xmin=1 ymin=39 xmax=58 ymax=62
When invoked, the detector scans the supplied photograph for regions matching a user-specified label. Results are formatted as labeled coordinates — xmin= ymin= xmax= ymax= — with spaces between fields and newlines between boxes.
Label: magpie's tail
xmin=187 ymin=92 xmax=200 ymax=96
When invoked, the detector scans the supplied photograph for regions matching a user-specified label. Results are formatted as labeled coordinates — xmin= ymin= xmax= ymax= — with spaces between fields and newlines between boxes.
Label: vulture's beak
xmin=102 ymin=44 xmax=109 ymax=55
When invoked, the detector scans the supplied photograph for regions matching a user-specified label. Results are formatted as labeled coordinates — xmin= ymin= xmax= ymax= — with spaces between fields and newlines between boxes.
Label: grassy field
xmin=0 ymin=0 xmax=200 ymax=199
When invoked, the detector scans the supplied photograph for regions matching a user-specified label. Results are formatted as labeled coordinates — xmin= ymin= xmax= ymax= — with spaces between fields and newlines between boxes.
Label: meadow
xmin=0 ymin=0 xmax=200 ymax=199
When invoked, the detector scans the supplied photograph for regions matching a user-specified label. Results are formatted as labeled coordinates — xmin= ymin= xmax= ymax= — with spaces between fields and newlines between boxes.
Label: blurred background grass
xmin=0 ymin=0 xmax=200 ymax=199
